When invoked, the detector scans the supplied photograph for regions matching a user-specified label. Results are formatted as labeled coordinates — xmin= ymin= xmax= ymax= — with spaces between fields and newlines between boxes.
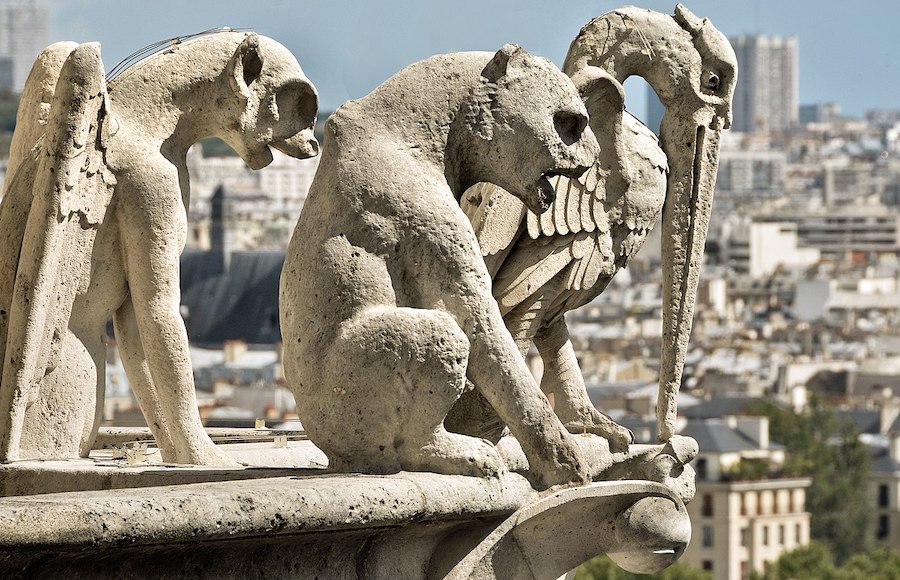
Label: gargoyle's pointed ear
xmin=228 ymin=33 xmax=264 ymax=99
xmin=674 ymin=4 xmax=707 ymax=35
xmin=570 ymin=65 xmax=625 ymax=116
xmin=482 ymin=44 xmax=526 ymax=82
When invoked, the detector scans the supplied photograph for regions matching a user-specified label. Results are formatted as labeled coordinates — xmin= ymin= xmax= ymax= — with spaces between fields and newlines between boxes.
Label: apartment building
xmin=681 ymin=417 xmax=812 ymax=579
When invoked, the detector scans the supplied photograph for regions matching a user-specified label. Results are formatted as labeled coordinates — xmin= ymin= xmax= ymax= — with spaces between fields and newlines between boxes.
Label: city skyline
xmin=39 ymin=1 xmax=900 ymax=123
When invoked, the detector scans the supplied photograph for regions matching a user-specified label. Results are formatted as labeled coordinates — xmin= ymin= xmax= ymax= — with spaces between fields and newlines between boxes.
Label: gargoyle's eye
xmin=702 ymin=71 xmax=721 ymax=92
xmin=553 ymin=110 xmax=587 ymax=146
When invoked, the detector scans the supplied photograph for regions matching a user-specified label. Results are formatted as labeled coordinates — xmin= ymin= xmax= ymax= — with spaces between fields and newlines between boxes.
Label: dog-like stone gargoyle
xmin=0 ymin=31 xmax=319 ymax=465
xmin=280 ymin=45 xmax=608 ymax=489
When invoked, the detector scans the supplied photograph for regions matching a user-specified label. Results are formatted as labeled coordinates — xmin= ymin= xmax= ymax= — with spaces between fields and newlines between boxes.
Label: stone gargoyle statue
xmin=455 ymin=4 xmax=737 ymax=445
xmin=0 ymin=31 xmax=319 ymax=465
xmin=281 ymin=45 xmax=605 ymax=490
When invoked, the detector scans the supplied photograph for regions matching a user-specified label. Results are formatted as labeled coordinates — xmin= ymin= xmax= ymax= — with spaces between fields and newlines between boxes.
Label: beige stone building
xmin=681 ymin=417 xmax=812 ymax=579
xmin=870 ymin=414 xmax=900 ymax=548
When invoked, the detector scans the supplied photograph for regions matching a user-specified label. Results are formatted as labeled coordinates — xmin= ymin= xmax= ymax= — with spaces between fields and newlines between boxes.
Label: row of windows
xmin=700 ymin=491 xmax=802 ymax=518
xmin=700 ymin=523 xmax=802 ymax=549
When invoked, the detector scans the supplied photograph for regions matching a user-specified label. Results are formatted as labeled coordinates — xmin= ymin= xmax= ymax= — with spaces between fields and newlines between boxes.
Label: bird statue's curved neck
xmin=563 ymin=8 xmax=690 ymax=104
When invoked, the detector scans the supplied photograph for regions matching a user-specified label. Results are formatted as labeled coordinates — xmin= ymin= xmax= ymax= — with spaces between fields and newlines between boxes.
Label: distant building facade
xmin=681 ymin=417 xmax=812 ymax=580
xmin=799 ymin=102 xmax=841 ymax=125
xmin=0 ymin=0 xmax=48 ymax=93
xmin=729 ymin=35 xmax=799 ymax=133
xmin=722 ymin=219 xmax=820 ymax=278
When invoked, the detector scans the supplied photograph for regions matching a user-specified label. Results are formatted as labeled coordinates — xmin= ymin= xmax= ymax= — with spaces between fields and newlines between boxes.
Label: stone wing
xmin=0 ymin=42 xmax=116 ymax=459
xmin=493 ymin=169 xmax=615 ymax=316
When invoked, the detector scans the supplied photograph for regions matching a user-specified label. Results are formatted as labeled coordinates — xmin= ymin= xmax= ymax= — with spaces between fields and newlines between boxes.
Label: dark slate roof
xmin=584 ymin=381 xmax=651 ymax=408
xmin=834 ymin=408 xmax=881 ymax=435
xmin=618 ymin=416 xmax=658 ymax=444
xmin=870 ymin=446 xmax=900 ymax=475
xmin=680 ymin=396 xmax=770 ymax=420
xmin=680 ymin=419 xmax=761 ymax=453
xmin=180 ymin=250 xmax=284 ymax=345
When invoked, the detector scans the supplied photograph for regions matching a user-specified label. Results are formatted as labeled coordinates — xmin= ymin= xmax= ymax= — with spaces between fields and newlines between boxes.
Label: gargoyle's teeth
xmin=545 ymin=163 xmax=590 ymax=181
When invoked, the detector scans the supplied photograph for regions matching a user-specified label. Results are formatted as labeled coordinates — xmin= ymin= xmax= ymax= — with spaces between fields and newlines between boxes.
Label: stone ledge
xmin=0 ymin=470 xmax=538 ymax=551
xmin=0 ymin=474 xmax=688 ymax=579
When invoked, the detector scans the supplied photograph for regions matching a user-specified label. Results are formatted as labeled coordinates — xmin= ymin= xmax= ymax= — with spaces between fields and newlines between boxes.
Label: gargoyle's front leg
xmin=117 ymin=175 xmax=237 ymax=467
xmin=464 ymin=312 xmax=588 ymax=488
xmin=534 ymin=318 xmax=633 ymax=453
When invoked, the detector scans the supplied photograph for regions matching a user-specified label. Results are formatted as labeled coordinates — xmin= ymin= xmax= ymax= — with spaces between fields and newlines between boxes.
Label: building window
xmin=702 ymin=494 xmax=714 ymax=517
xmin=788 ymin=491 xmax=794 ymax=513
xmin=879 ymin=484 xmax=890 ymax=508
xmin=702 ymin=525 xmax=714 ymax=548
xmin=702 ymin=560 xmax=714 ymax=572
xmin=878 ymin=515 xmax=890 ymax=540
xmin=779 ymin=524 xmax=786 ymax=545
xmin=741 ymin=526 xmax=750 ymax=547
xmin=740 ymin=560 xmax=748 ymax=579
xmin=740 ymin=493 xmax=747 ymax=516
xmin=796 ymin=523 xmax=803 ymax=543
xmin=697 ymin=458 xmax=708 ymax=480
xmin=763 ymin=525 xmax=769 ymax=546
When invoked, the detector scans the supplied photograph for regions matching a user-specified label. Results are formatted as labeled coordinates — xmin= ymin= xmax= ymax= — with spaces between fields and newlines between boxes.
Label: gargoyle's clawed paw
xmin=177 ymin=443 xmax=241 ymax=468
xmin=529 ymin=452 xmax=590 ymax=489
xmin=561 ymin=408 xmax=633 ymax=453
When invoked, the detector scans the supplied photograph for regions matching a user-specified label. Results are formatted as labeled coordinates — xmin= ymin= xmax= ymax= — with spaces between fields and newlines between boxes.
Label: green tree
xmin=753 ymin=542 xmax=837 ymax=580
xmin=749 ymin=395 xmax=873 ymax=563
xmin=759 ymin=544 xmax=900 ymax=580
xmin=575 ymin=554 xmax=711 ymax=580
xmin=838 ymin=548 xmax=900 ymax=580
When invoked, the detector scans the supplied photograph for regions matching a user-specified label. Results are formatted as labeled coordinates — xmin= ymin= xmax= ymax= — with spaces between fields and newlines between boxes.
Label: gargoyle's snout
xmin=273 ymin=127 xmax=319 ymax=159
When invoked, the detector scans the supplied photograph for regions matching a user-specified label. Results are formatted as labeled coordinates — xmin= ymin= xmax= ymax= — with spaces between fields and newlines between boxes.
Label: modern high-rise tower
xmin=728 ymin=34 xmax=799 ymax=133
xmin=0 ymin=0 xmax=48 ymax=93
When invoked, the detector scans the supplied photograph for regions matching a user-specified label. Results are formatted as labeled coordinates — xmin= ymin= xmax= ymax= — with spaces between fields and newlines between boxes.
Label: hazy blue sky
xmin=43 ymin=1 xmax=898 ymax=121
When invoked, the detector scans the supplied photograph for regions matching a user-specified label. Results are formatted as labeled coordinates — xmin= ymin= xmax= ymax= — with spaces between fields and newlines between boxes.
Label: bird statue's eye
xmin=702 ymin=71 xmax=720 ymax=92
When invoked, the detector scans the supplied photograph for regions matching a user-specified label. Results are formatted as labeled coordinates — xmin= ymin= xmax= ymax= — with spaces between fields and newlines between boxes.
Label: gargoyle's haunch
xmin=0 ymin=32 xmax=319 ymax=465
xmin=280 ymin=45 xmax=602 ymax=489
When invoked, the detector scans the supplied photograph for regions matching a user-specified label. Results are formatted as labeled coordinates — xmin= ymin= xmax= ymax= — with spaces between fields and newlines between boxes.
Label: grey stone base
xmin=0 ymin=430 xmax=692 ymax=579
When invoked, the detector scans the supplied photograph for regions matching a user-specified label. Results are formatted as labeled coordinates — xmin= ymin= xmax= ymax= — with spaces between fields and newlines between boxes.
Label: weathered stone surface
xmin=439 ymin=481 xmax=690 ymax=579
xmin=0 ymin=439 xmax=327 ymax=497
xmin=280 ymin=45 xmax=602 ymax=490
xmin=0 ymin=32 xmax=319 ymax=466
xmin=0 ymin=473 xmax=687 ymax=579
xmin=0 ymin=8 xmax=739 ymax=578
xmin=459 ymin=3 xmax=737 ymax=444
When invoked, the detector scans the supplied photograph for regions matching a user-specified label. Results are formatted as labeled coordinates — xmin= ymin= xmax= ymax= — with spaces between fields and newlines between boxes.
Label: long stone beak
xmin=657 ymin=114 xmax=721 ymax=441
xmin=272 ymin=127 xmax=319 ymax=159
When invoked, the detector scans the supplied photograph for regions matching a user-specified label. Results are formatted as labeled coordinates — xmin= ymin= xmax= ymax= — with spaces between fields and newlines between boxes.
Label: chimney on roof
xmin=223 ymin=339 xmax=247 ymax=364
xmin=880 ymin=399 xmax=900 ymax=435
xmin=729 ymin=415 xmax=770 ymax=449
xmin=210 ymin=184 xmax=233 ymax=273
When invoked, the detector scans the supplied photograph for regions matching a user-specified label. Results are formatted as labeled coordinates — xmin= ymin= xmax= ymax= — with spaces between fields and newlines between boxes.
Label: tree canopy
xmin=575 ymin=555 xmax=710 ymax=580
xmin=753 ymin=543 xmax=900 ymax=580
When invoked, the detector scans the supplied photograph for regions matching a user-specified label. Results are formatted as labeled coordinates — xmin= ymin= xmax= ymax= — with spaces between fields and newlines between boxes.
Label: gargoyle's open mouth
xmin=535 ymin=164 xmax=589 ymax=212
